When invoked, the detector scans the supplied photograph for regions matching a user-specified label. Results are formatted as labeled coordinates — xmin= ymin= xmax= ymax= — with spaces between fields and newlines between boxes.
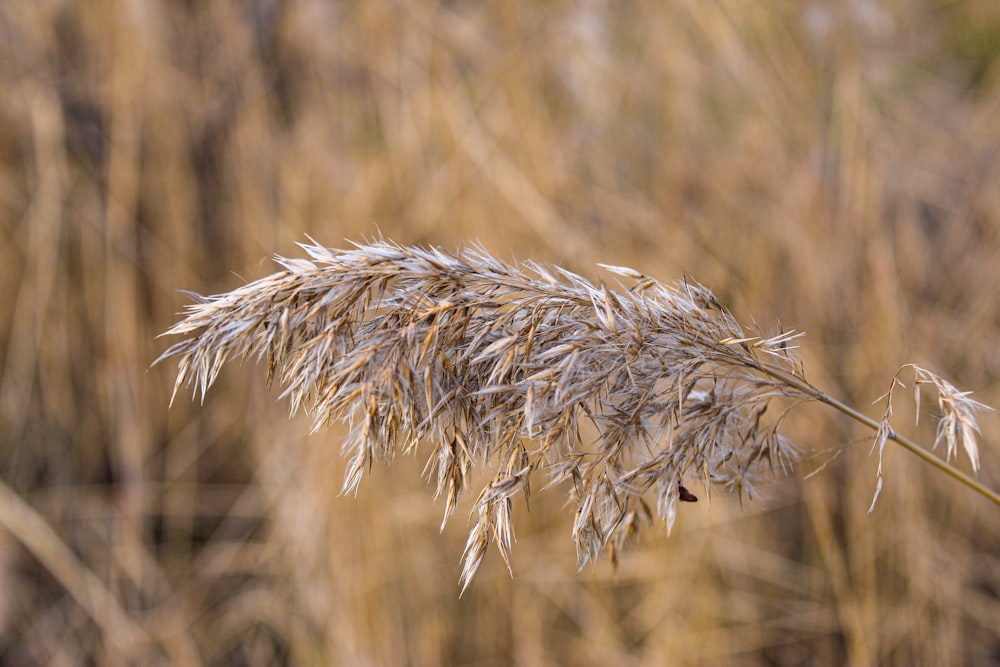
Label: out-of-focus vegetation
xmin=1 ymin=1 xmax=998 ymax=664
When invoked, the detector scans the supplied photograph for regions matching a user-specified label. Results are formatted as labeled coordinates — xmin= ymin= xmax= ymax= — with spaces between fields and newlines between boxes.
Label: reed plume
xmin=156 ymin=240 xmax=994 ymax=590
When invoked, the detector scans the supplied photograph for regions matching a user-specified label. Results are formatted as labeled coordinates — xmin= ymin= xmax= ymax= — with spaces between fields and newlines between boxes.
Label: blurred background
xmin=1 ymin=0 xmax=999 ymax=664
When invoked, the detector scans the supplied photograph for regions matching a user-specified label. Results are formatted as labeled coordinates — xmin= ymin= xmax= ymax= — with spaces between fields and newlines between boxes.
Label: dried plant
xmin=156 ymin=240 xmax=997 ymax=590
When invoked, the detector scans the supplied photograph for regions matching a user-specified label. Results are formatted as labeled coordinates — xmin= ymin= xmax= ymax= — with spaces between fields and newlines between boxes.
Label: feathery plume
xmin=156 ymin=240 xmax=994 ymax=588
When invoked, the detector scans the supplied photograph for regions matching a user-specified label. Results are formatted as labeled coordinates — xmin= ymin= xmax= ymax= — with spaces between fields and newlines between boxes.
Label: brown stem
xmin=760 ymin=364 xmax=1000 ymax=508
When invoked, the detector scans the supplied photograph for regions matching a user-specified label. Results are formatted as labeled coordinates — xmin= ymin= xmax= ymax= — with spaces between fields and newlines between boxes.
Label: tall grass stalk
xmin=157 ymin=240 xmax=995 ymax=589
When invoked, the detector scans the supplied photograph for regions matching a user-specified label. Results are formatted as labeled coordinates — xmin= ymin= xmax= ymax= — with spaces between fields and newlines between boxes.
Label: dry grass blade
xmin=156 ymin=240 xmax=996 ymax=587
xmin=0 ymin=479 xmax=148 ymax=659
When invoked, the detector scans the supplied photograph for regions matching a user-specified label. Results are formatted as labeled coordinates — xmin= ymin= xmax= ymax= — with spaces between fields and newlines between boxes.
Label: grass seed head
xmin=154 ymin=240 xmax=856 ymax=583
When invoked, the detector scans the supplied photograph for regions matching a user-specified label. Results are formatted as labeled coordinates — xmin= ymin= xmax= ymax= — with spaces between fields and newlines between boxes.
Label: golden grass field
xmin=2 ymin=1 xmax=999 ymax=665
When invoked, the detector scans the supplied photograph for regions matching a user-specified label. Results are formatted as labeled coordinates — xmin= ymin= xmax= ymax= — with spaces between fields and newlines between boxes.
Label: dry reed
xmin=157 ymin=239 xmax=994 ymax=590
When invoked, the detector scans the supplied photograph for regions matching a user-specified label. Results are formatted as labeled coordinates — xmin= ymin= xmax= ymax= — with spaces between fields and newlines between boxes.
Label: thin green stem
xmin=761 ymin=364 xmax=1000 ymax=508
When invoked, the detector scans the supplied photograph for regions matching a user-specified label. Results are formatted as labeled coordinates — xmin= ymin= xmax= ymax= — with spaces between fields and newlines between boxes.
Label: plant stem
xmin=761 ymin=364 xmax=1000 ymax=508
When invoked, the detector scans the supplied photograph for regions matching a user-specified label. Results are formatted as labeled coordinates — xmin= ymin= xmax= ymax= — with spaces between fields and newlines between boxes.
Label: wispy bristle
xmin=867 ymin=364 xmax=992 ymax=511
